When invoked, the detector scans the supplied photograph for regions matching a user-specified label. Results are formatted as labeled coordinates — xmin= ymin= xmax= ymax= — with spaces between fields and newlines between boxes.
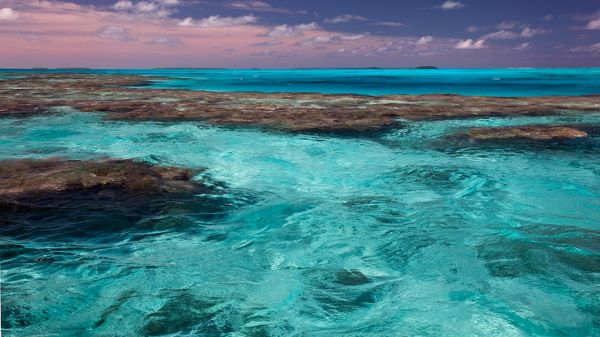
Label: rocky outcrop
xmin=1 ymin=73 xmax=599 ymax=134
xmin=467 ymin=126 xmax=588 ymax=141
xmin=0 ymin=158 xmax=206 ymax=201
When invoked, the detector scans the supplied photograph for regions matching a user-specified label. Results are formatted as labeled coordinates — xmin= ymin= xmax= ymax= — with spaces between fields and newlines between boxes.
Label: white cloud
xmin=157 ymin=0 xmax=180 ymax=5
xmin=466 ymin=25 xmax=479 ymax=32
xmin=483 ymin=27 xmax=549 ymax=40
xmin=515 ymin=42 xmax=530 ymax=50
xmin=111 ymin=0 xmax=179 ymax=18
xmin=341 ymin=34 xmax=366 ymax=40
xmin=496 ymin=21 xmax=519 ymax=29
xmin=258 ymin=22 xmax=319 ymax=37
xmin=454 ymin=39 xmax=485 ymax=49
xmin=568 ymin=43 xmax=600 ymax=53
xmin=437 ymin=1 xmax=465 ymax=10
xmin=482 ymin=29 xmax=519 ymax=40
xmin=520 ymin=27 xmax=549 ymax=37
xmin=416 ymin=36 xmax=433 ymax=45
xmin=112 ymin=1 xmax=134 ymax=10
xmin=324 ymin=14 xmax=367 ymax=24
xmin=332 ymin=40 xmax=411 ymax=57
xmin=371 ymin=21 xmax=405 ymax=27
xmin=0 ymin=7 xmax=18 ymax=21
xmin=229 ymin=1 xmax=271 ymax=10
xmin=227 ymin=1 xmax=302 ymax=14
xmin=585 ymin=17 xmax=600 ymax=30
xmin=178 ymin=15 xmax=257 ymax=28
xmin=250 ymin=40 xmax=283 ymax=47
xmin=148 ymin=35 xmax=183 ymax=47
xmin=296 ymin=34 xmax=367 ymax=48
xmin=178 ymin=17 xmax=194 ymax=26
xmin=542 ymin=14 xmax=554 ymax=21
xmin=99 ymin=26 xmax=136 ymax=41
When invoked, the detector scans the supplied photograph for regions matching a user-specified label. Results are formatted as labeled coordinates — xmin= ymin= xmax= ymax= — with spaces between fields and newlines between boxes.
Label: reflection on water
xmin=1 ymin=111 xmax=599 ymax=336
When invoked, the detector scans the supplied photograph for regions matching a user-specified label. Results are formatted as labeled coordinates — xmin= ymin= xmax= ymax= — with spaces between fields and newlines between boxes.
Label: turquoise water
xmin=2 ymin=69 xmax=600 ymax=336
xmin=2 ymin=68 xmax=600 ymax=96
xmin=1 ymin=106 xmax=599 ymax=336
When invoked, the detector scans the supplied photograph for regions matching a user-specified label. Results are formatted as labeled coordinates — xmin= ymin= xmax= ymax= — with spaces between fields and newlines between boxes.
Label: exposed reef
xmin=467 ymin=126 xmax=588 ymax=141
xmin=1 ymin=73 xmax=599 ymax=134
xmin=0 ymin=158 xmax=206 ymax=201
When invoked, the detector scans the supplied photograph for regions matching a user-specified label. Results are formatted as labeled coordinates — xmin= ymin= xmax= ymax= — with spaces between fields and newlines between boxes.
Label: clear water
xmin=2 ymin=68 xmax=600 ymax=96
xmin=1 ymin=70 xmax=600 ymax=336
xmin=2 ymin=108 xmax=599 ymax=336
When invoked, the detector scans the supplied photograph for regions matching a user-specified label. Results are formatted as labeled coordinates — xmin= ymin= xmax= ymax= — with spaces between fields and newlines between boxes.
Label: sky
xmin=0 ymin=0 xmax=599 ymax=68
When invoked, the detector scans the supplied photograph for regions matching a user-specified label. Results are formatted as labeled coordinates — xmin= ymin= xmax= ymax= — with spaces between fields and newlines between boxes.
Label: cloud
xmin=250 ymin=40 xmax=282 ymax=47
xmin=437 ymin=1 xmax=465 ymax=10
xmin=572 ymin=12 xmax=600 ymax=31
xmin=258 ymin=22 xmax=319 ymax=37
xmin=482 ymin=27 xmax=549 ymax=40
xmin=586 ymin=17 xmax=600 ymax=30
xmin=110 ymin=0 xmax=180 ymax=18
xmin=496 ymin=21 xmax=519 ymax=29
xmin=113 ymin=1 xmax=134 ymax=10
xmin=371 ymin=21 xmax=405 ymax=27
xmin=416 ymin=36 xmax=433 ymax=45
xmin=227 ymin=1 xmax=303 ymax=14
xmin=340 ymin=34 xmax=367 ymax=40
xmin=466 ymin=26 xmax=479 ymax=32
xmin=482 ymin=29 xmax=519 ymax=40
xmin=99 ymin=25 xmax=137 ymax=41
xmin=0 ymin=7 xmax=18 ymax=20
xmin=454 ymin=39 xmax=485 ymax=49
xmin=296 ymin=34 xmax=367 ymax=48
xmin=178 ymin=15 xmax=257 ymax=28
xmin=515 ymin=42 xmax=530 ymax=50
xmin=324 ymin=14 xmax=367 ymax=24
xmin=568 ymin=43 xmax=600 ymax=53
xmin=148 ymin=35 xmax=183 ymax=47
xmin=542 ymin=14 xmax=554 ymax=21
xmin=520 ymin=27 xmax=550 ymax=37
xmin=177 ymin=17 xmax=193 ymax=26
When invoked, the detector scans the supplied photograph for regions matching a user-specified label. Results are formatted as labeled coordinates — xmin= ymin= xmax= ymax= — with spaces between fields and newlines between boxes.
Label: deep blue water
xmin=2 ymin=68 xmax=600 ymax=96
xmin=1 ymin=70 xmax=600 ymax=336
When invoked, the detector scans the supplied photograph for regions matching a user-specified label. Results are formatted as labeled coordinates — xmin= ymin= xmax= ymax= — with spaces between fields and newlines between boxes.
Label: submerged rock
xmin=140 ymin=292 xmax=280 ymax=337
xmin=334 ymin=269 xmax=370 ymax=286
xmin=467 ymin=126 xmax=588 ymax=141
xmin=141 ymin=293 xmax=221 ymax=336
xmin=0 ymin=158 xmax=229 ymax=240
xmin=1 ymin=73 xmax=599 ymax=134
xmin=301 ymin=268 xmax=379 ymax=315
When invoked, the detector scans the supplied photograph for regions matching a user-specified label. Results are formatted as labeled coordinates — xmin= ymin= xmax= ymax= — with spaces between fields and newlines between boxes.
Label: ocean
xmin=3 ymin=68 xmax=600 ymax=96
xmin=1 ymin=69 xmax=599 ymax=337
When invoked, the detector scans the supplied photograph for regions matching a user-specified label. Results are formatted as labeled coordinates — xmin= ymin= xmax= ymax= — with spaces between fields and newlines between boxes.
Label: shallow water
xmin=1 ymin=108 xmax=599 ymax=336
xmin=3 ymin=68 xmax=600 ymax=96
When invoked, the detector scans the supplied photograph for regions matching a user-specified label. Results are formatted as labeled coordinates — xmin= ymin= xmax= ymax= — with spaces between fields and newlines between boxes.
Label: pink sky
xmin=0 ymin=0 xmax=597 ymax=68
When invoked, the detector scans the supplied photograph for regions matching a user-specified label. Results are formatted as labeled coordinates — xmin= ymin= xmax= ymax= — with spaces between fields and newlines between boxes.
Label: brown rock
xmin=1 ymin=73 xmax=599 ymax=134
xmin=467 ymin=126 xmax=588 ymax=141
xmin=0 ymin=158 xmax=206 ymax=200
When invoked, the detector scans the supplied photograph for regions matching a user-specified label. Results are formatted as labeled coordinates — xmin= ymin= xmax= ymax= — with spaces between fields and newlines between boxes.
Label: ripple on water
xmin=1 ymin=110 xmax=599 ymax=336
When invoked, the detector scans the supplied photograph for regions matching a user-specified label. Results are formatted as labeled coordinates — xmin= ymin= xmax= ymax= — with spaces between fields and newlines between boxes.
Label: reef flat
xmin=466 ymin=126 xmax=589 ymax=141
xmin=1 ymin=73 xmax=599 ymax=134
xmin=0 ymin=158 xmax=206 ymax=200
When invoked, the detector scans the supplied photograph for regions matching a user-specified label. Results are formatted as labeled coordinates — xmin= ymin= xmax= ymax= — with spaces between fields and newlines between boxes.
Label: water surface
xmin=1 ymin=69 xmax=600 ymax=336
xmin=1 ymin=108 xmax=599 ymax=336
xmin=2 ymin=68 xmax=600 ymax=96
